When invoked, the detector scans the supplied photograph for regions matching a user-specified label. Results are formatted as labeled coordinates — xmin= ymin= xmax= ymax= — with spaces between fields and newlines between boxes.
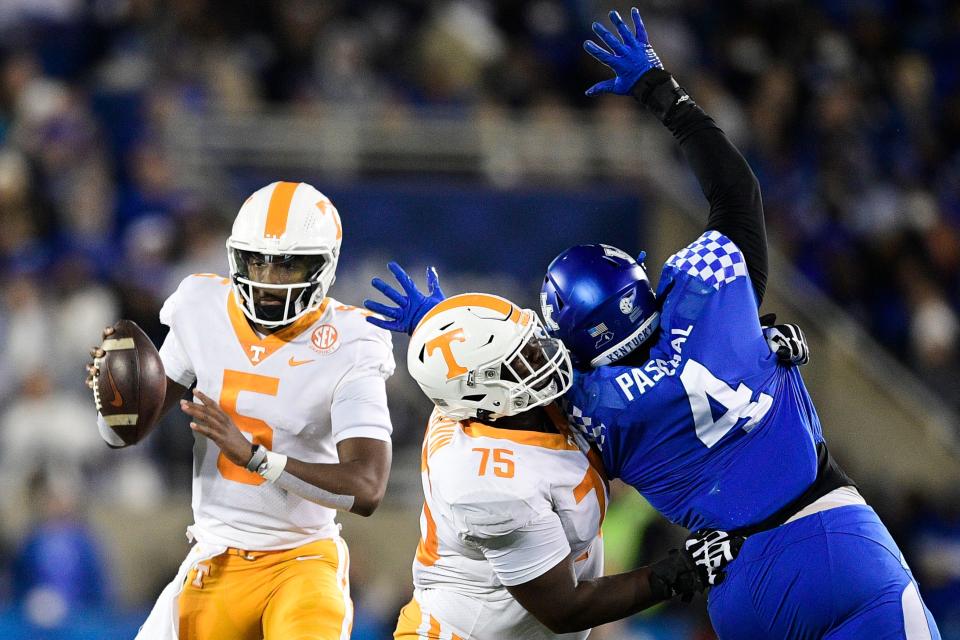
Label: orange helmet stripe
xmin=416 ymin=293 xmax=521 ymax=331
xmin=263 ymin=181 xmax=299 ymax=239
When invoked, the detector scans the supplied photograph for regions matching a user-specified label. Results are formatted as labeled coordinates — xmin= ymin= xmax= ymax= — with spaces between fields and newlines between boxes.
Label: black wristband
xmin=246 ymin=444 xmax=269 ymax=472
xmin=631 ymin=68 xmax=693 ymax=124
xmin=648 ymin=549 xmax=704 ymax=603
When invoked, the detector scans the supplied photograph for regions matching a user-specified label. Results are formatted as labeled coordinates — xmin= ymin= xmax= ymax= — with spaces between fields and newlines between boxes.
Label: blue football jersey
xmin=565 ymin=230 xmax=824 ymax=532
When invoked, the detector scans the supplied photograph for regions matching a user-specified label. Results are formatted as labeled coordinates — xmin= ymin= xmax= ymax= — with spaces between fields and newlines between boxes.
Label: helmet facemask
xmin=228 ymin=247 xmax=335 ymax=327
xmin=456 ymin=320 xmax=573 ymax=421
xmin=497 ymin=327 xmax=572 ymax=415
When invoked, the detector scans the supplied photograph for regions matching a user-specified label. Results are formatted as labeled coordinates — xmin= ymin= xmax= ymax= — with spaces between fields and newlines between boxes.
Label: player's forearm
xmin=633 ymin=68 xmax=769 ymax=302
xmin=539 ymin=568 xmax=663 ymax=633
xmin=251 ymin=437 xmax=390 ymax=516
xmin=279 ymin=456 xmax=387 ymax=516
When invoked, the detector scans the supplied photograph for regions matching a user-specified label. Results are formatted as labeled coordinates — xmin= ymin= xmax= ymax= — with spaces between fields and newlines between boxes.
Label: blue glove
xmin=363 ymin=262 xmax=445 ymax=335
xmin=584 ymin=7 xmax=663 ymax=97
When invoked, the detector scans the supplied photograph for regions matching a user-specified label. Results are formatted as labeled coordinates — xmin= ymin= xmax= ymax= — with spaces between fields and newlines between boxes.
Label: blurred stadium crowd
xmin=0 ymin=0 xmax=959 ymax=638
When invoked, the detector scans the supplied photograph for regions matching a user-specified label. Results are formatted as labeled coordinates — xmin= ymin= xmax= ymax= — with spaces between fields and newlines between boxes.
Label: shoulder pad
xmin=664 ymin=231 xmax=747 ymax=291
xmin=327 ymin=300 xmax=393 ymax=347
xmin=160 ymin=274 xmax=230 ymax=327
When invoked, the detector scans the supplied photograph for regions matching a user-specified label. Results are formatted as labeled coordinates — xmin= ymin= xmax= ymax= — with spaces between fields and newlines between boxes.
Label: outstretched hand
xmin=363 ymin=262 xmax=446 ymax=335
xmin=584 ymin=7 xmax=663 ymax=97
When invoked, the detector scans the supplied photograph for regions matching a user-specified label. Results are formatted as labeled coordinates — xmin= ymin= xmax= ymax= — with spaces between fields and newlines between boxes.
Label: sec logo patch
xmin=310 ymin=324 xmax=340 ymax=355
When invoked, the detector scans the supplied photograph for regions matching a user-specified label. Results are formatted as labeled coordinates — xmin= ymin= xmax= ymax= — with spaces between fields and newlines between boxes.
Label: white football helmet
xmin=408 ymin=293 xmax=574 ymax=421
xmin=226 ymin=181 xmax=342 ymax=327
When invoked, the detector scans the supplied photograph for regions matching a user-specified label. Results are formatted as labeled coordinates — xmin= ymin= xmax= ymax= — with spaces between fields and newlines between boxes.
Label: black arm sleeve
xmin=632 ymin=69 xmax=769 ymax=304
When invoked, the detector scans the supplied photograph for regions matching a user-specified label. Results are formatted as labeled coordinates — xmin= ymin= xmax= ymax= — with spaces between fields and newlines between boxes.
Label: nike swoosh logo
xmin=295 ymin=555 xmax=325 ymax=561
xmin=107 ymin=369 xmax=123 ymax=407
xmin=288 ymin=357 xmax=315 ymax=367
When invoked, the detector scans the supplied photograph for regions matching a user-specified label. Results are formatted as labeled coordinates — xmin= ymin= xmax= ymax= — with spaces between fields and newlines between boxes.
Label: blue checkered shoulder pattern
xmin=562 ymin=398 xmax=608 ymax=450
xmin=665 ymin=230 xmax=748 ymax=290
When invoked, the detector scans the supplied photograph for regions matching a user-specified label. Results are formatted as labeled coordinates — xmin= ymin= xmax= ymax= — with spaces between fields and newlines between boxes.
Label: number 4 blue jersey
xmin=566 ymin=230 xmax=824 ymax=532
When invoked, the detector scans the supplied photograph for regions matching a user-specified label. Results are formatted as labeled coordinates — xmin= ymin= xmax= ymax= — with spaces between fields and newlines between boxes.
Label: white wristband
xmin=257 ymin=451 xmax=288 ymax=483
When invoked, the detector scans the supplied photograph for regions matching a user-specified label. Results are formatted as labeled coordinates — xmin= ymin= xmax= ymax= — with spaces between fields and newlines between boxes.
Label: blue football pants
xmin=708 ymin=505 xmax=940 ymax=639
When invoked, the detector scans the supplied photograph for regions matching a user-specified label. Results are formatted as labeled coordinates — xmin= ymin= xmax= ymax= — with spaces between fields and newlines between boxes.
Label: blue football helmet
xmin=540 ymin=244 xmax=660 ymax=368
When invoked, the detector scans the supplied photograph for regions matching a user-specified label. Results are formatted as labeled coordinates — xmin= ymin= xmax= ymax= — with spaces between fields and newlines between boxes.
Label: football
xmin=94 ymin=319 xmax=167 ymax=446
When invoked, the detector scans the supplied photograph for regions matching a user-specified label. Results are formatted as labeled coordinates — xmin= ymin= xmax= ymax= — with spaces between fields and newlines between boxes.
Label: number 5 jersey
xmin=158 ymin=274 xmax=395 ymax=550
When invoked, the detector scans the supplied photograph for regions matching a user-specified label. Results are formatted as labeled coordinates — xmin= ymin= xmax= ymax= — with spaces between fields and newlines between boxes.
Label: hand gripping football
xmin=93 ymin=320 xmax=167 ymax=445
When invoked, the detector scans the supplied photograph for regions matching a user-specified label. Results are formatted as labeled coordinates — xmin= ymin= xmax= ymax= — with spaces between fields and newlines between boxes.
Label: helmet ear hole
xmin=462 ymin=394 xmax=486 ymax=402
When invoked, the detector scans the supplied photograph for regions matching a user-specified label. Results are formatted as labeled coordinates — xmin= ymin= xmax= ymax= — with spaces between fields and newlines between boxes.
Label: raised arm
xmin=585 ymin=8 xmax=769 ymax=303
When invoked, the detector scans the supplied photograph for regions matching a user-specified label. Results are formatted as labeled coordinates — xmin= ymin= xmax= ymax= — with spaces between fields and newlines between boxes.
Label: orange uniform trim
xmin=427 ymin=422 xmax=457 ymax=457
xmin=460 ymin=421 xmax=579 ymax=451
xmin=264 ymin=181 xmax=299 ymax=239
xmin=226 ymin=293 xmax=329 ymax=365
xmin=573 ymin=465 xmax=607 ymax=529
xmin=394 ymin=598 xmax=464 ymax=639
xmin=415 ymin=499 xmax=440 ymax=567
xmin=425 ymin=414 xmax=458 ymax=459
xmin=190 ymin=273 xmax=231 ymax=285
xmin=335 ymin=303 xmax=373 ymax=318
xmin=317 ymin=199 xmax=343 ymax=240
xmin=393 ymin=598 xmax=422 ymax=638
xmin=417 ymin=293 xmax=521 ymax=331
xmin=416 ymin=429 xmax=441 ymax=567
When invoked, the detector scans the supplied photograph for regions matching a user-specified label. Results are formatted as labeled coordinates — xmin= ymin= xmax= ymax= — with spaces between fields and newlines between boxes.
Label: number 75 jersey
xmin=158 ymin=274 xmax=395 ymax=550
xmin=565 ymin=231 xmax=824 ymax=533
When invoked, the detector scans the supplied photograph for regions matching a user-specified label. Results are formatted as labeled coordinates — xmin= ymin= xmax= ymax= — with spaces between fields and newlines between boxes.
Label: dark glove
xmin=761 ymin=313 xmax=810 ymax=366
xmin=649 ymin=528 xmax=745 ymax=602
xmin=684 ymin=529 xmax=744 ymax=588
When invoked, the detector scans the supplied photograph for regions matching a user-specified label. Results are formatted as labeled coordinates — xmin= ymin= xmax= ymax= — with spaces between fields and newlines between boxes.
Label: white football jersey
xmin=409 ymin=407 xmax=607 ymax=639
xmin=158 ymin=273 xmax=395 ymax=550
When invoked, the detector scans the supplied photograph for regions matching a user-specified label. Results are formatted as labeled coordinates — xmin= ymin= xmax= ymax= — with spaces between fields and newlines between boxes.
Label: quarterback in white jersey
xmin=390 ymin=293 xmax=739 ymax=639
xmin=88 ymin=181 xmax=394 ymax=640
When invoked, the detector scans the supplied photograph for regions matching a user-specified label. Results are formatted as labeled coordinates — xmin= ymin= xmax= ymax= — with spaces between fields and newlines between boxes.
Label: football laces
xmin=91 ymin=355 xmax=104 ymax=413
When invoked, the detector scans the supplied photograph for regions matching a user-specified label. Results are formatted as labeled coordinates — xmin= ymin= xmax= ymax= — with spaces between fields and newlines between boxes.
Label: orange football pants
xmin=178 ymin=537 xmax=352 ymax=640
xmin=394 ymin=596 xmax=465 ymax=639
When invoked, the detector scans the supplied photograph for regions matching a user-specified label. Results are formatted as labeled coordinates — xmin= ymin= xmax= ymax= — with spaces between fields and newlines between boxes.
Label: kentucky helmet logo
xmin=619 ymin=288 xmax=637 ymax=315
